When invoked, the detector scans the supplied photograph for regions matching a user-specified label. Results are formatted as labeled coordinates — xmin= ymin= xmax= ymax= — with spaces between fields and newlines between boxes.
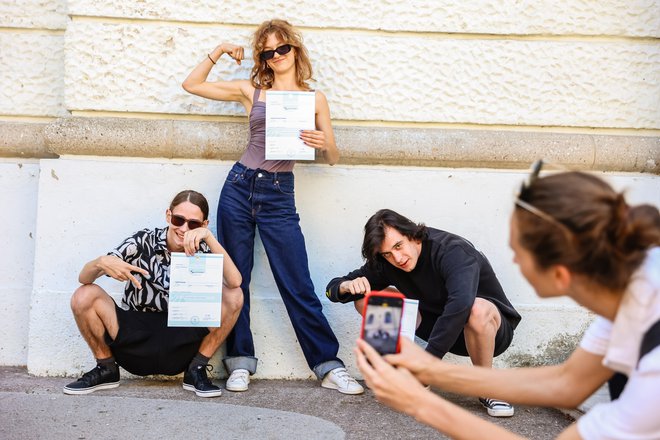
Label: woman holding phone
xmin=182 ymin=19 xmax=362 ymax=395
xmin=356 ymin=164 xmax=660 ymax=439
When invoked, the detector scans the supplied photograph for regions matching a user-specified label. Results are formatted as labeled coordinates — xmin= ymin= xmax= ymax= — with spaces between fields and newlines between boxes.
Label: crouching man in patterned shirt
xmin=63 ymin=190 xmax=243 ymax=398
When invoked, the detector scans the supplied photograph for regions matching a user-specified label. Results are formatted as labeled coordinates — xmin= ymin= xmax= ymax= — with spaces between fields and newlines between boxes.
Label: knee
xmin=466 ymin=300 xmax=499 ymax=336
xmin=223 ymin=286 xmax=244 ymax=314
xmin=354 ymin=298 xmax=365 ymax=316
xmin=70 ymin=284 xmax=103 ymax=314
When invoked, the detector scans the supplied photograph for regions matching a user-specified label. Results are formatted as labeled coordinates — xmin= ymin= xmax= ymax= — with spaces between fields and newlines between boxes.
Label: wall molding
xmin=1 ymin=118 xmax=658 ymax=173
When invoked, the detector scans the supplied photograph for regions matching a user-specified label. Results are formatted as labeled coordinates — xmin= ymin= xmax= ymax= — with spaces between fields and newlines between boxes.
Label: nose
xmin=393 ymin=251 xmax=405 ymax=264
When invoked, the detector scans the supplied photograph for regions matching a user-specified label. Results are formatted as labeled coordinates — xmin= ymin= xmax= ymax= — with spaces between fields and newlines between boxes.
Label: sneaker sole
xmin=63 ymin=381 xmax=119 ymax=395
xmin=321 ymin=381 xmax=364 ymax=395
xmin=486 ymin=408 xmax=515 ymax=417
xmin=225 ymin=383 xmax=249 ymax=392
xmin=182 ymin=383 xmax=222 ymax=398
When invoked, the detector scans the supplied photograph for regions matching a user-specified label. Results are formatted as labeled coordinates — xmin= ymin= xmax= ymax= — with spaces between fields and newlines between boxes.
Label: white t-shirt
xmin=578 ymin=248 xmax=660 ymax=440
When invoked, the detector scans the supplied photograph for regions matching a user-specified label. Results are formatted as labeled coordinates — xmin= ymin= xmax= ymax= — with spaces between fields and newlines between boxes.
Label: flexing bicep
xmin=183 ymin=79 xmax=252 ymax=107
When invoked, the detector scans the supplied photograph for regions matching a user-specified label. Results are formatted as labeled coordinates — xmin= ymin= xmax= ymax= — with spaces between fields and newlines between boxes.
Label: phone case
xmin=360 ymin=290 xmax=406 ymax=354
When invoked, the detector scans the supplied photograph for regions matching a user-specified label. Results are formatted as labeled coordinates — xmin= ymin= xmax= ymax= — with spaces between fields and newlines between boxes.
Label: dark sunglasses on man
xmin=170 ymin=214 xmax=203 ymax=230
xmin=260 ymin=44 xmax=292 ymax=61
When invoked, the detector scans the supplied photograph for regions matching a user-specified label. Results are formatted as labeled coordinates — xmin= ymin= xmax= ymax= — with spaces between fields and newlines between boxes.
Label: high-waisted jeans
xmin=217 ymin=162 xmax=343 ymax=379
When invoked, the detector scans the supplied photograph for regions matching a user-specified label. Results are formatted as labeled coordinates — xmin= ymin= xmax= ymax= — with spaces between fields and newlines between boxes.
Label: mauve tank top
xmin=239 ymin=88 xmax=296 ymax=172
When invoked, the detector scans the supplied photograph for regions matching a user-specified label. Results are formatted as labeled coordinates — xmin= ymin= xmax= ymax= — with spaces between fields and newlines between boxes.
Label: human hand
xmin=355 ymin=338 xmax=429 ymax=416
xmin=220 ymin=43 xmax=244 ymax=65
xmin=182 ymin=228 xmax=213 ymax=256
xmin=384 ymin=337 xmax=438 ymax=385
xmin=340 ymin=277 xmax=371 ymax=296
xmin=98 ymin=255 xmax=149 ymax=289
xmin=299 ymin=129 xmax=327 ymax=151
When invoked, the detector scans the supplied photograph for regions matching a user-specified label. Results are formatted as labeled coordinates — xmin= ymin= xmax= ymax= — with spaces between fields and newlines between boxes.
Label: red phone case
xmin=360 ymin=290 xmax=405 ymax=354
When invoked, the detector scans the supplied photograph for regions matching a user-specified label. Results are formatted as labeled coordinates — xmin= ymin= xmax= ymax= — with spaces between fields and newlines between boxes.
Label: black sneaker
xmin=183 ymin=364 xmax=222 ymax=398
xmin=63 ymin=364 xmax=120 ymax=395
xmin=479 ymin=397 xmax=514 ymax=417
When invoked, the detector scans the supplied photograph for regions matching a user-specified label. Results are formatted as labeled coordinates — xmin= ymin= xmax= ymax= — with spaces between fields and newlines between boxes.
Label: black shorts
xmin=416 ymin=304 xmax=514 ymax=358
xmin=104 ymin=304 xmax=210 ymax=376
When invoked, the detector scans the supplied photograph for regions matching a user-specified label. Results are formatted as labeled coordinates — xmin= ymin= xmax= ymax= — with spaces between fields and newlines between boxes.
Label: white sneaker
xmin=225 ymin=369 xmax=250 ymax=392
xmin=479 ymin=397 xmax=515 ymax=417
xmin=321 ymin=367 xmax=364 ymax=395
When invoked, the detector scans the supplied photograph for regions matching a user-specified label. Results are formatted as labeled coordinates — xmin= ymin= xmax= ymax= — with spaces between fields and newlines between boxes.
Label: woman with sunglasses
xmin=182 ymin=19 xmax=362 ymax=394
xmin=355 ymin=169 xmax=660 ymax=439
xmin=64 ymin=190 xmax=243 ymax=398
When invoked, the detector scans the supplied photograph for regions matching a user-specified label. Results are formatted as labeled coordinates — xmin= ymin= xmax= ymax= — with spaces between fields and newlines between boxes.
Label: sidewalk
xmin=1 ymin=366 xmax=579 ymax=440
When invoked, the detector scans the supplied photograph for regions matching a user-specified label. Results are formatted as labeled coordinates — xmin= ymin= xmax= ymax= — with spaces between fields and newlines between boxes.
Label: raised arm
xmin=182 ymin=43 xmax=253 ymax=108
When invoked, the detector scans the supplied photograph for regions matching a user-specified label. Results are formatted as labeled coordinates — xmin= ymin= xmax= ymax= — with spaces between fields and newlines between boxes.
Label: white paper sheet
xmin=400 ymin=298 xmax=420 ymax=342
xmin=168 ymin=252 xmax=223 ymax=327
xmin=265 ymin=91 xmax=315 ymax=161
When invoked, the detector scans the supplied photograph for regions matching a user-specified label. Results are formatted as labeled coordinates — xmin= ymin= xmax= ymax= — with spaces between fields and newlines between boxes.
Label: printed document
xmin=265 ymin=90 xmax=315 ymax=161
xmin=400 ymin=298 xmax=420 ymax=342
xmin=168 ymin=252 xmax=223 ymax=327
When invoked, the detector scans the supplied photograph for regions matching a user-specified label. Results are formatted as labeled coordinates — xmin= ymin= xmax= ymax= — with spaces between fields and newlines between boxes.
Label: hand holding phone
xmin=360 ymin=291 xmax=405 ymax=355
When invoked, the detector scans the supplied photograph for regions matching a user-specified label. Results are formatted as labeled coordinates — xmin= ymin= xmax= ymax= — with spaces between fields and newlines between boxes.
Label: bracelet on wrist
xmin=207 ymin=54 xmax=217 ymax=65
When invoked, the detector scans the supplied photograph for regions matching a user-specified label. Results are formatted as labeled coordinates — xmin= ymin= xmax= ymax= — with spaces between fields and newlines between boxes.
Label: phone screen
xmin=362 ymin=295 xmax=404 ymax=355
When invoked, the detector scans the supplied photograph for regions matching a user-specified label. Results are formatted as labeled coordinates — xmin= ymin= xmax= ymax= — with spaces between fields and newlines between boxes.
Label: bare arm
xmin=79 ymin=255 xmax=149 ymax=289
xmin=299 ymin=90 xmax=339 ymax=165
xmin=355 ymin=339 xmax=526 ymax=440
xmin=387 ymin=337 xmax=612 ymax=409
xmin=181 ymin=43 xmax=253 ymax=108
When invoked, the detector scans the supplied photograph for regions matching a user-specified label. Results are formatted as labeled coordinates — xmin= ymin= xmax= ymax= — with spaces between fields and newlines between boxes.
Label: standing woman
xmin=182 ymin=19 xmax=362 ymax=394
xmin=356 ymin=166 xmax=660 ymax=439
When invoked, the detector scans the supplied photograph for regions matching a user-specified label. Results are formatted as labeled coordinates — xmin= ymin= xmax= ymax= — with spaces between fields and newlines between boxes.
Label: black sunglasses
xmin=170 ymin=214 xmax=203 ymax=230
xmin=515 ymin=160 xmax=572 ymax=232
xmin=260 ymin=44 xmax=292 ymax=61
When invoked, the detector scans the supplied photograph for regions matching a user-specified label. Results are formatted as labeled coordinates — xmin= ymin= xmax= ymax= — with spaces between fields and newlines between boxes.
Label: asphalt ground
xmin=0 ymin=366 xmax=579 ymax=439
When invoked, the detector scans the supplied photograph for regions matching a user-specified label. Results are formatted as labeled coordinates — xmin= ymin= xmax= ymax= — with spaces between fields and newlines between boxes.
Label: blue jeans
xmin=217 ymin=162 xmax=343 ymax=380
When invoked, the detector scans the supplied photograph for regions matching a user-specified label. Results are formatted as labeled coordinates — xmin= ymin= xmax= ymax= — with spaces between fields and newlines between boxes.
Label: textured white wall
xmin=26 ymin=157 xmax=660 ymax=377
xmin=67 ymin=0 xmax=660 ymax=37
xmin=0 ymin=32 xmax=66 ymax=117
xmin=63 ymin=22 xmax=660 ymax=128
xmin=0 ymin=160 xmax=40 ymax=365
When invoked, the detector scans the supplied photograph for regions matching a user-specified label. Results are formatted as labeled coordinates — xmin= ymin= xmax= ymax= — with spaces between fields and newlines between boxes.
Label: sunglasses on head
xmin=515 ymin=159 xmax=572 ymax=233
xmin=260 ymin=44 xmax=292 ymax=61
xmin=170 ymin=214 xmax=204 ymax=230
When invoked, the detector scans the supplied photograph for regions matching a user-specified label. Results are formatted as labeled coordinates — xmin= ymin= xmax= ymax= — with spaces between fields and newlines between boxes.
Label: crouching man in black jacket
xmin=325 ymin=209 xmax=521 ymax=417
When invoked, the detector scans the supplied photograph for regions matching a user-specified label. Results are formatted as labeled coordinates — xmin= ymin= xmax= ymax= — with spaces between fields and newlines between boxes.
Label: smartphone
xmin=360 ymin=291 xmax=405 ymax=355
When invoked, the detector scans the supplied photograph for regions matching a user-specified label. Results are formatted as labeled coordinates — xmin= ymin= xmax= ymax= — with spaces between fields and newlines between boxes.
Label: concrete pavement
xmin=1 ymin=366 xmax=582 ymax=439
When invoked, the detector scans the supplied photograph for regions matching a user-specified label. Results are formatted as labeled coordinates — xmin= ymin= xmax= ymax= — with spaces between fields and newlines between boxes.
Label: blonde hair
xmin=250 ymin=19 xmax=313 ymax=90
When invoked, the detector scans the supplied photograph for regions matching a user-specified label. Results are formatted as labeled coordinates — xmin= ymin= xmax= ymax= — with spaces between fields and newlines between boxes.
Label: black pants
xmin=104 ymin=305 xmax=209 ymax=376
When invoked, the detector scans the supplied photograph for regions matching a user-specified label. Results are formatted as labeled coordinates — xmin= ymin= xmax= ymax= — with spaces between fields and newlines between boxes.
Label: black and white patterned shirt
xmin=109 ymin=227 xmax=211 ymax=312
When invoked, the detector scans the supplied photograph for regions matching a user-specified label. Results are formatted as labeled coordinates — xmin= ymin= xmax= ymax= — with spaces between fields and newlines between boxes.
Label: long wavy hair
xmin=250 ymin=19 xmax=313 ymax=90
xmin=515 ymin=172 xmax=660 ymax=292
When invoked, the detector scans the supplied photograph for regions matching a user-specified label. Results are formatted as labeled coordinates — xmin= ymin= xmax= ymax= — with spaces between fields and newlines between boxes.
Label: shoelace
xmin=80 ymin=365 xmax=104 ymax=384
xmin=195 ymin=364 xmax=214 ymax=385
xmin=333 ymin=368 xmax=356 ymax=384
xmin=231 ymin=370 xmax=249 ymax=381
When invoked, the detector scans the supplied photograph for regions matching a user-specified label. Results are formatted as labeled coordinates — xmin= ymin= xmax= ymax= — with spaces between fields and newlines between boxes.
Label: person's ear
xmin=552 ymin=264 xmax=572 ymax=293
xmin=166 ymin=209 xmax=171 ymax=222
xmin=203 ymin=219 xmax=209 ymax=228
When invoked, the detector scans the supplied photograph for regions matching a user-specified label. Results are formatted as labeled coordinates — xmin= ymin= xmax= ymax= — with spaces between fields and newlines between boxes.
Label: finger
xmin=356 ymin=338 xmax=388 ymax=369
xmin=127 ymin=273 xmax=143 ymax=290
xmin=129 ymin=264 xmax=150 ymax=278
xmin=353 ymin=345 xmax=376 ymax=384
